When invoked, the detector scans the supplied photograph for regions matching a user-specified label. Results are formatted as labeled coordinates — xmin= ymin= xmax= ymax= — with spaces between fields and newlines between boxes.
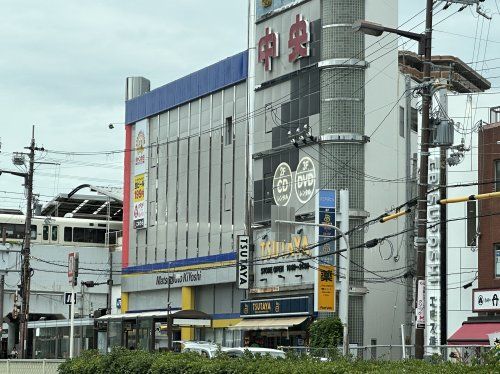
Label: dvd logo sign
xmin=295 ymin=157 xmax=315 ymax=203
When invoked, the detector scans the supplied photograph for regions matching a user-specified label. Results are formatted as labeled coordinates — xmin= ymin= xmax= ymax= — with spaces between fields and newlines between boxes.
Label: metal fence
xmin=0 ymin=359 xmax=64 ymax=374
xmin=278 ymin=345 xmax=495 ymax=362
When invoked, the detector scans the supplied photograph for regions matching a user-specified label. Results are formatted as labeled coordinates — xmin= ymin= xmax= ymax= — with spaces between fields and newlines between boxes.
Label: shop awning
xmin=448 ymin=322 xmax=500 ymax=345
xmin=228 ymin=316 xmax=308 ymax=330
xmin=97 ymin=309 xmax=212 ymax=327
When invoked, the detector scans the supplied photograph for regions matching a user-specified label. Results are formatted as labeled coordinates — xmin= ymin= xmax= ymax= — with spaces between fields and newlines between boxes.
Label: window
xmin=0 ymin=223 xmax=36 ymax=240
xmin=399 ymin=106 xmax=405 ymax=138
xmin=42 ymin=225 xmax=49 ymax=241
xmin=264 ymin=103 xmax=273 ymax=133
xmin=51 ymin=226 xmax=58 ymax=241
xmin=224 ymin=117 xmax=233 ymax=146
xmin=64 ymin=227 xmax=72 ymax=242
xmin=495 ymin=244 xmax=500 ymax=278
xmin=411 ymin=107 xmax=418 ymax=132
xmin=495 ymin=160 xmax=500 ymax=192
xmin=224 ymin=182 xmax=232 ymax=211
xmin=72 ymin=227 xmax=106 ymax=244
xmin=30 ymin=225 xmax=37 ymax=240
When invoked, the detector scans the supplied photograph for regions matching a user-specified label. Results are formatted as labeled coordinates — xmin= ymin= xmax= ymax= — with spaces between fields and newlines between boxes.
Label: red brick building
xmin=448 ymin=108 xmax=500 ymax=346
xmin=478 ymin=116 xmax=500 ymax=291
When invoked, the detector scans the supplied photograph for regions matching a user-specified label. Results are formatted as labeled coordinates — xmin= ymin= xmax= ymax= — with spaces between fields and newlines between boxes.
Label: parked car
xmin=223 ymin=347 xmax=286 ymax=359
xmin=180 ymin=341 xmax=222 ymax=358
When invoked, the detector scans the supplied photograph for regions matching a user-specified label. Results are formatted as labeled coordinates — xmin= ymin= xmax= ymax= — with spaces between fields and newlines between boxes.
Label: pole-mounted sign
xmin=68 ymin=252 xmax=79 ymax=286
xmin=237 ymin=236 xmax=250 ymax=289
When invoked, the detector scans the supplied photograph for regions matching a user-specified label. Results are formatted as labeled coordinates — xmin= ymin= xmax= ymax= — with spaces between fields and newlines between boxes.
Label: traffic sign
xmin=64 ymin=292 xmax=77 ymax=305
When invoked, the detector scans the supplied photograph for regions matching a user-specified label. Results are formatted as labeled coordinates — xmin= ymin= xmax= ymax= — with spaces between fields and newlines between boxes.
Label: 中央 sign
xmin=258 ymin=13 xmax=311 ymax=71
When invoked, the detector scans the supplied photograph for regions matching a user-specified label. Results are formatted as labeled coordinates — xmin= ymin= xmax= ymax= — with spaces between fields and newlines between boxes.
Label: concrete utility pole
xmin=19 ymin=126 xmax=36 ymax=359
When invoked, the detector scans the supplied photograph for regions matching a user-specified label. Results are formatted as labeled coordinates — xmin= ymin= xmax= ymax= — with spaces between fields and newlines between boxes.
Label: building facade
xmin=448 ymin=110 xmax=500 ymax=346
xmin=242 ymin=0 xmax=412 ymax=350
xmin=119 ymin=0 xmax=439 ymax=352
xmin=121 ymin=52 xmax=249 ymax=347
xmin=478 ymin=118 xmax=500 ymax=292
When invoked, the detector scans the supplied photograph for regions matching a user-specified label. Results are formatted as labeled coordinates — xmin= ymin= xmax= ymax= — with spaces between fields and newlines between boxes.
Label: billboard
xmin=317 ymin=265 xmax=335 ymax=312
xmin=473 ymin=289 xmax=500 ymax=312
xmin=133 ymin=119 xmax=148 ymax=229
xmin=426 ymin=155 xmax=441 ymax=349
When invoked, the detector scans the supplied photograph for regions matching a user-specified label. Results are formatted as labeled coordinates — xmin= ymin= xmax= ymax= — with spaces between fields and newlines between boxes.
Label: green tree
xmin=308 ymin=317 xmax=343 ymax=349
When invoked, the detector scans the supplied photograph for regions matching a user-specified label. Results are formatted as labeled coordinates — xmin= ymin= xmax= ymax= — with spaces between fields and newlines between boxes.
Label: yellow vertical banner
xmin=318 ymin=265 xmax=335 ymax=312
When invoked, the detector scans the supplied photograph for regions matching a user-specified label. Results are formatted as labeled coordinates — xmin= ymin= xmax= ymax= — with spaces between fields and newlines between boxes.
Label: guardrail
xmin=0 ymin=359 xmax=64 ymax=374
xmin=278 ymin=345 xmax=495 ymax=362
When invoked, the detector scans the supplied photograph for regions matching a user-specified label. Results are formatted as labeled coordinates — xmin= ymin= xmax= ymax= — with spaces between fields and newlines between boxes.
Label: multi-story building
xmin=118 ymin=52 xmax=249 ymax=348
xmin=448 ymin=109 xmax=500 ymax=345
xmin=238 ymin=0 xmax=412 ymax=352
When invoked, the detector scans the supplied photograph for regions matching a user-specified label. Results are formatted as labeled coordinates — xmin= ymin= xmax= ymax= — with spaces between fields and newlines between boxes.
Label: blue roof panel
xmin=125 ymin=50 xmax=248 ymax=124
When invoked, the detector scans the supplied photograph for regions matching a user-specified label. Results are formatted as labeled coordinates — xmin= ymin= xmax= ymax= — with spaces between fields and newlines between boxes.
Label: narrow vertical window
xmin=224 ymin=116 xmax=233 ymax=146
xmin=495 ymin=160 xmax=500 ymax=192
xmin=399 ymin=106 xmax=405 ymax=138
xmin=495 ymin=244 xmax=500 ymax=278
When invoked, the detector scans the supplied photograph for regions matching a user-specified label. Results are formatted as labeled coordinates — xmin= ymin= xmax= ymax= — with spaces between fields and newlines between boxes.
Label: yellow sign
xmin=133 ymin=174 xmax=145 ymax=203
xmin=317 ymin=265 xmax=335 ymax=312
xmin=259 ymin=235 xmax=311 ymax=259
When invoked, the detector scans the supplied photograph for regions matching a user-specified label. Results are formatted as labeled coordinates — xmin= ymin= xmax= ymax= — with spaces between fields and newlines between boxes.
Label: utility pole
xmin=414 ymin=0 xmax=434 ymax=359
xmin=0 ymin=228 xmax=6 ymax=353
xmin=19 ymin=126 xmax=36 ymax=359
xmin=438 ymin=81 xmax=448 ymax=346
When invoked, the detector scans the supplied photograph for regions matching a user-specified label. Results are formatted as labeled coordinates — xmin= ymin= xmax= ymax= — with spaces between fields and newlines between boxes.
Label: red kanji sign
xmin=288 ymin=14 xmax=310 ymax=62
xmin=258 ymin=27 xmax=279 ymax=71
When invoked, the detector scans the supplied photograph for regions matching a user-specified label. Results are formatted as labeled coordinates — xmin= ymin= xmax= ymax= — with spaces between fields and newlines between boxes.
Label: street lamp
xmin=352 ymin=20 xmax=425 ymax=55
xmin=274 ymin=219 xmax=351 ymax=357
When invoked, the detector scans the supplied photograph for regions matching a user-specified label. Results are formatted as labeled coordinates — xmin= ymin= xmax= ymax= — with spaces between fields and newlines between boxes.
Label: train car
xmin=0 ymin=213 xmax=122 ymax=246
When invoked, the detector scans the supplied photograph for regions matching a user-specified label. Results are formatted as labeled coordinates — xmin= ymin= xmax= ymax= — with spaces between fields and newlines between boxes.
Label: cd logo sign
xmin=295 ymin=156 xmax=315 ymax=203
xmin=273 ymin=162 xmax=292 ymax=206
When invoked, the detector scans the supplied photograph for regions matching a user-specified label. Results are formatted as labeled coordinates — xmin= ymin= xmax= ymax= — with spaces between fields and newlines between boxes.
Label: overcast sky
xmin=0 ymin=1 xmax=499 ymax=210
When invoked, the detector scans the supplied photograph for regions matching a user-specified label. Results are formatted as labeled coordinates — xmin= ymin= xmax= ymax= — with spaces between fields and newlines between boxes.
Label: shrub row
xmin=58 ymin=347 xmax=498 ymax=374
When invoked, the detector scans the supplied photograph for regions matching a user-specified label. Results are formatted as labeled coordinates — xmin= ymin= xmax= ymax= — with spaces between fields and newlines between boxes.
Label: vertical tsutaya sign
xmin=133 ymin=119 xmax=148 ymax=229
xmin=273 ymin=162 xmax=292 ymax=206
xmin=426 ymin=155 xmax=441 ymax=350
xmin=315 ymin=189 xmax=336 ymax=312
xmin=238 ymin=235 xmax=250 ymax=289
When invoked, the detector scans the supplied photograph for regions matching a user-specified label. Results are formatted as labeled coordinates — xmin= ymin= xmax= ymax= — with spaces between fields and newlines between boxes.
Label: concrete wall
xmin=2 ymin=241 xmax=119 ymax=320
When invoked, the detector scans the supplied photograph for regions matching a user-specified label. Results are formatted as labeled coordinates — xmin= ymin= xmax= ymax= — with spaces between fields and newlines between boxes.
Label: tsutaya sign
xmin=238 ymin=235 xmax=250 ymax=290
xmin=259 ymin=235 xmax=311 ymax=259
xmin=258 ymin=13 xmax=310 ymax=71
xmin=426 ymin=155 xmax=441 ymax=351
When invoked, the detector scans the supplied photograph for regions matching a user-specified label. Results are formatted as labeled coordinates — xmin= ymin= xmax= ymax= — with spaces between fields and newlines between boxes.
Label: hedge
xmin=58 ymin=347 xmax=498 ymax=374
